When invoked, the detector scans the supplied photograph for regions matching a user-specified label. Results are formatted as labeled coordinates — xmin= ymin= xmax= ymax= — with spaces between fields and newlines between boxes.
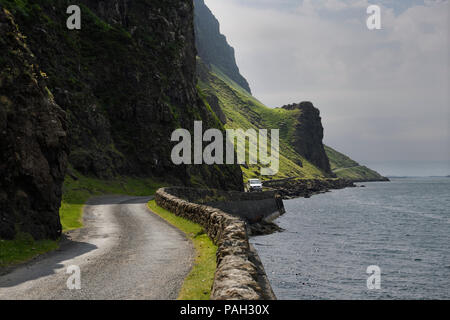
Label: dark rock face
xmin=282 ymin=102 xmax=333 ymax=175
xmin=194 ymin=0 xmax=252 ymax=93
xmin=196 ymin=58 xmax=227 ymax=124
xmin=0 ymin=0 xmax=244 ymax=241
xmin=205 ymin=94 xmax=227 ymax=124
xmin=1 ymin=0 xmax=243 ymax=191
xmin=0 ymin=9 xmax=68 ymax=240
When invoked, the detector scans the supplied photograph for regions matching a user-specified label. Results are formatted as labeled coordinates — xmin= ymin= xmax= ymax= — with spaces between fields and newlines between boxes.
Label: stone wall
xmin=163 ymin=187 xmax=285 ymax=223
xmin=155 ymin=188 xmax=276 ymax=300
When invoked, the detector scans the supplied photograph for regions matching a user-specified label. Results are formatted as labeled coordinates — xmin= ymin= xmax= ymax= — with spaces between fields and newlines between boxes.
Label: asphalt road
xmin=0 ymin=196 xmax=194 ymax=300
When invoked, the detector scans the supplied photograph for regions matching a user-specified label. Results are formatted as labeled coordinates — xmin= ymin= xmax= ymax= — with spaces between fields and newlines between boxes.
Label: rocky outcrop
xmin=155 ymin=188 xmax=276 ymax=300
xmin=263 ymin=178 xmax=356 ymax=199
xmin=1 ymin=0 xmax=243 ymax=191
xmin=194 ymin=0 xmax=251 ymax=94
xmin=282 ymin=102 xmax=333 ymax=175
xmin=0 ymin=9 xmax=68 ymax=240
xmin=204 ymin=93 xmax=227 ymax=125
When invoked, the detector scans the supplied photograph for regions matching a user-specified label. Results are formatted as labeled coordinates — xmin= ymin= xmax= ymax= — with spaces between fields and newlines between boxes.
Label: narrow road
xmin=0 ymin=196 xmax=194 ymax=300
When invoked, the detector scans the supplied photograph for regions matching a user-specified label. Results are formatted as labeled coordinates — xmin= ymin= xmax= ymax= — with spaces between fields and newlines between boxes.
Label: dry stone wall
xmin=155 ymin=187 xmax=275 ymax=300
xmin=164 ymin=187 xmax=285 ymax=223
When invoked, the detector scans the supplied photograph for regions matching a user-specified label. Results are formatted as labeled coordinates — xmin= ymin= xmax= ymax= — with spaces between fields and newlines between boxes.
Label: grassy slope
xmin=325 ymin=146 xmax=386 ymax=181
xmin=199 ymin=62 xmax=386 ymax=182
xmin=198 ymin=64 xmax=326 ymax=181
xmin=148 ymin=200 xmax=216 ymax=300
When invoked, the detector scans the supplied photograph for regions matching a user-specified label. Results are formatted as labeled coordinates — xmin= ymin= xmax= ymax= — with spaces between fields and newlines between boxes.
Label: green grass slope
xmin=198 ymin=60 xmax=387 ymax=183
xmin=198 ymin=61 xmax=326 ymax=181
xmin=325 ymin=146 xmax=387 ymax=181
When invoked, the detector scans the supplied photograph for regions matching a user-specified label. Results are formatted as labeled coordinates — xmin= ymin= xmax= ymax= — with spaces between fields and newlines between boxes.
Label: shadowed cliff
xmin=194 ymin=0 xmax=251 ymax=94
xmin=0 ymin=0 xmax=243 ymax=240
xmin=0 ymin=9 xmax=68 ymax=240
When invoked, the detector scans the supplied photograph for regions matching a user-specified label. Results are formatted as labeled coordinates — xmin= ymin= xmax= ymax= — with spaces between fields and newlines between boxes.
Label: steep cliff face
xmin=0 ymin=9 xmax=68 ymax=240
xmin=0 ymin=1 xmax=244 ymax=240
xmin=0 ymin=0 xmax=243 ymax=191
xmin=194 ymin=0 xmax=251 ymax=94
xmin=281 ymin=102 xmax=332 ymax=175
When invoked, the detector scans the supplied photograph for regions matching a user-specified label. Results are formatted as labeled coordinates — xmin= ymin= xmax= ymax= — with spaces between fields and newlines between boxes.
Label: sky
xmin=204 ymin=0 xmax=449 ymax=176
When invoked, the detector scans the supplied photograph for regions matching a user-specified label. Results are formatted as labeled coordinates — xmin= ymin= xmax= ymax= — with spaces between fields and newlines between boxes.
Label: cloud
xmin=203 ymin=0 xmax=449 ymax=171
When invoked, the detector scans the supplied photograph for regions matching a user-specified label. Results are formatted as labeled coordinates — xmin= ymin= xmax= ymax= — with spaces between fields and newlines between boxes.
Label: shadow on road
xmin=0 ymin=196 xmax=153 ymax=290
xmin=0 ymin=236 xmax=97 ymax=288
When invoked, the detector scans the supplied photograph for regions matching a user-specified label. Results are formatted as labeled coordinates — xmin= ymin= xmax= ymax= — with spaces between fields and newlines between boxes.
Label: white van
xmin=247 ymin=179 xmax=263 ymax=192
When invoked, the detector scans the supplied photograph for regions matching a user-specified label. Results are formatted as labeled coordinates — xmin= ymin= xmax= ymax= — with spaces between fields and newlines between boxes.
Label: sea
xmin=251 ymin=177 xmax=450 ymax=299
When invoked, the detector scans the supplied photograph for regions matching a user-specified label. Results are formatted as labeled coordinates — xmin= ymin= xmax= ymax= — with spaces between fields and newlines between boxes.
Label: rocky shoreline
xmin=247 ymin=221 xmax=284 ymax=236
xmin=246 ymin=177 xmax=391 ymax=235
xmin=263 ymin=178 xmax=358 ymax=200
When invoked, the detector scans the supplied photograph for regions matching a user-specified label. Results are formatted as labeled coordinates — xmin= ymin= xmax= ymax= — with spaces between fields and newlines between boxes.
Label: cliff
xmin=281 ymin=102 xmax=333 ymax=175
xmin=0 ymin=0 xmax=244 ymax=240
xmin=194 ymin=0 xmax=251 ymax=94
xmin=0 ymin=9 xmax=68 ymax=240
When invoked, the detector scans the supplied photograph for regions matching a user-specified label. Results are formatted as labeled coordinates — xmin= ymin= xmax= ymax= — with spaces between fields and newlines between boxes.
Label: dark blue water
xmin=251 ymin=178 xmax=450 ymax=299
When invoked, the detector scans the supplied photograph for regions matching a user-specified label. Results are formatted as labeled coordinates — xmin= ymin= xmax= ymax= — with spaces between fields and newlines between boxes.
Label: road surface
xmin=0 ymin=196 xmax=194 ymax=300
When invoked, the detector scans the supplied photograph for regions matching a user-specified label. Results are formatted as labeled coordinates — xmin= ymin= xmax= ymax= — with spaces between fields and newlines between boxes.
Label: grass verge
xmin=0 ymin=233 xmax=59 ymax=268
xmin=147 ymin=200 xmax=217 ymax=300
